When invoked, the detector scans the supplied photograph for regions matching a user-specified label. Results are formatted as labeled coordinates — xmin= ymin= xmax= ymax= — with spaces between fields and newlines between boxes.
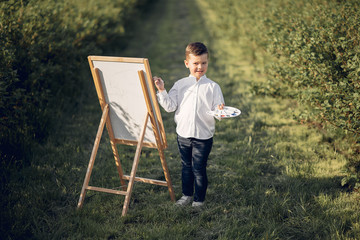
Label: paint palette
xmin=206 ymin=106 xmax=241 ymax=120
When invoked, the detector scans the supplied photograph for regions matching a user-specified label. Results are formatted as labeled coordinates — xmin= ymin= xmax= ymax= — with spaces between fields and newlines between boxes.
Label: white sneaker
xmin=175 ymin=195 xmax=192 ymax=206
xmin=192 ymin=201 xmax=204 ymax=207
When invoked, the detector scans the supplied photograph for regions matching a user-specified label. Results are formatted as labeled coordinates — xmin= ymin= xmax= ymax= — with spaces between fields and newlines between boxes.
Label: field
xmin=1 ymin=0 xmax=360 ymax=239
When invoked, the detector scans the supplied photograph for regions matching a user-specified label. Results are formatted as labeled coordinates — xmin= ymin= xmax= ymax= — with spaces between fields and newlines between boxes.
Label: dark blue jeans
xmin=177 ymin=135 xmax=213 ymax=202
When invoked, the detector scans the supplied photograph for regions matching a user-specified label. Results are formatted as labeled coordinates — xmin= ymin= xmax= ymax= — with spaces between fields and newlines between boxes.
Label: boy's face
xmin=184 ymin=53 xmax=208 ymax=80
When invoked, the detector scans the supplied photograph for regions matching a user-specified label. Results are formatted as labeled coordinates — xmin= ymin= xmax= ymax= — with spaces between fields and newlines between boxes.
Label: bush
xmin=0 ymin=0 xmax=143 ymax=167
xmin=202 ymin=0 xmax=360 ymax=188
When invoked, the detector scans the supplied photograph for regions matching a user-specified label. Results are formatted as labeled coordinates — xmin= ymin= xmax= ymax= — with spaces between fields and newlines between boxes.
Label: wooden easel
xmin=77 ymin=56 xmax=175 ymax=216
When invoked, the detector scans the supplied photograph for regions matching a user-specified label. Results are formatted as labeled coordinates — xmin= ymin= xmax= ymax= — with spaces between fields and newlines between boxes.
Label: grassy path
xmin=6 ymin=0 xmax=360 ymax=239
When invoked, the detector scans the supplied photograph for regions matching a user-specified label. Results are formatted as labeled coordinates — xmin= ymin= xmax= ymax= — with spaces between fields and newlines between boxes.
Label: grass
xmin=2 ymin=0 xmax=360 ymax=239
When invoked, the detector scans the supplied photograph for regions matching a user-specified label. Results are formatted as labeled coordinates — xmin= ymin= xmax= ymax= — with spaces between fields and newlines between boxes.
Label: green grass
xmin=2 ymin=0 xmax=360 ymax=239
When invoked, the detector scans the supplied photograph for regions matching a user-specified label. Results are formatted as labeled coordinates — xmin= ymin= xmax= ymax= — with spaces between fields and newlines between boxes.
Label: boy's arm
xmin=213 ymin=84 xmax=225 ymax=110
xmin=153 ymin=76 xmax=178 ymax=112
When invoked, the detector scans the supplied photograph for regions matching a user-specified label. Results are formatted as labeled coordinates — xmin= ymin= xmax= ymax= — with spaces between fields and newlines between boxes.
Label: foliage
xmin=0 ymin=0 xmax=143 ymax=167
xmin=201 ymin=0 xmax=360 ymax=189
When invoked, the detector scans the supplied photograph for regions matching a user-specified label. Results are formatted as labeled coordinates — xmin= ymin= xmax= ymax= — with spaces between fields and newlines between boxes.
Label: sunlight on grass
xmin=314 ymin=158 xmax=347 ymax=177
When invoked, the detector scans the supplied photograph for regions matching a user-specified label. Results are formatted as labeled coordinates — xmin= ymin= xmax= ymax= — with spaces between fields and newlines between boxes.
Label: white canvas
xmin=92 ymin=60 xmax=156 ymax=144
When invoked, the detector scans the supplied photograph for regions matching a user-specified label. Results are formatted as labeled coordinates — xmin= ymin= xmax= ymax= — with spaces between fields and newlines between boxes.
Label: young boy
xmin=153 ymin=42 xmax=224 ymax=207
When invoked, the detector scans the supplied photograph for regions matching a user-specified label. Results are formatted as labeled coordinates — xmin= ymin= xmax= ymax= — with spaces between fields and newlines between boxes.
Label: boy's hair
xmin=185 ymin=42 xmax=209 ymax=60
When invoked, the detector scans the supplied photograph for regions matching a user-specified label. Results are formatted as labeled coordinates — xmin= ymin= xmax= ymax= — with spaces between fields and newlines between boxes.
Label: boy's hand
xmin=217 ymin=103 xmax=224 ymax=110
xmin=153 ymin=76 xmax=165 ymax=92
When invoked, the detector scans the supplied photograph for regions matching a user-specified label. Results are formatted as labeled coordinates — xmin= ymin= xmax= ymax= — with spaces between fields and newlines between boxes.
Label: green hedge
xmin=0 ymin=0 xmax=143 ymax=166
xmin=202 ymin=0 xmax=360 ymax=188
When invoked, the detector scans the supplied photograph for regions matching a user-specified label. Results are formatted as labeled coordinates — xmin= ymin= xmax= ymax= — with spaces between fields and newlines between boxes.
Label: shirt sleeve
xmin=212 ymin=83 xmax=225 ymax=111
xmin=156 ymin=84 xmax=178 ymax=112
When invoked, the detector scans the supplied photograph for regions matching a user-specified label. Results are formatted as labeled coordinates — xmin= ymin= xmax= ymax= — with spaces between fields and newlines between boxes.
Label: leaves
xmin=203 ymin=0 xmax=360 ymax=188
xmin=0 ymin=0 xmax=142 ymax=165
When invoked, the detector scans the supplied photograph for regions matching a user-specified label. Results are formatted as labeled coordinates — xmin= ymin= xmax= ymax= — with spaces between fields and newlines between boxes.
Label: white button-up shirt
xmin=157 ymin=75 xmax=224 ymax=139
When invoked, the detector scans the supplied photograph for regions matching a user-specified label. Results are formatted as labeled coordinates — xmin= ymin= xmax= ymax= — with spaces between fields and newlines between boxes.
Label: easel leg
xmin=110 ymin=139 xmax=127 ymax=191
xmin=122 ymin=114 xmax=149 ymax=216
xmin=78 ymin=104 xmax=109 ymax=208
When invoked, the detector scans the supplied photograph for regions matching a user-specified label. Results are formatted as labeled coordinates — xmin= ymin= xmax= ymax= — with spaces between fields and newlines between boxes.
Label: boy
xmin=153 ymin=42 xmax=224 ymax=207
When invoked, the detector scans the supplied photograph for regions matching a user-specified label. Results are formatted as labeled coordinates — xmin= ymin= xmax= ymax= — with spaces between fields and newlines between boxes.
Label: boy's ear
xmin=184 ymin=59 xmax=189 ymax=68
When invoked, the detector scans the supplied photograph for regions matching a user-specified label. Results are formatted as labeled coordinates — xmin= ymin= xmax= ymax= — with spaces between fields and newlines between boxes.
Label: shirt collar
xmin=189 ymin=74 xmax=207 ymax=82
